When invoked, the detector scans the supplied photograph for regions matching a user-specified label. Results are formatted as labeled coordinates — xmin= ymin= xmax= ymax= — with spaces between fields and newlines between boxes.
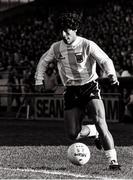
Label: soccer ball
xmin=67 ymin=142 xmax=90 ymax=166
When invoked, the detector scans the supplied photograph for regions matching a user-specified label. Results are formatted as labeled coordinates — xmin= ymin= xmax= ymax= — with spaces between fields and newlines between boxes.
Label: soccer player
xmin=35 ymin=12 xmax=121 ymax=170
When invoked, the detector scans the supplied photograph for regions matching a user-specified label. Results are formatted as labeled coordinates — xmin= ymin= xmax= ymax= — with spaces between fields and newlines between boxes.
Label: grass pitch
xmin=0 ymin=120 xmax=133 ymax=179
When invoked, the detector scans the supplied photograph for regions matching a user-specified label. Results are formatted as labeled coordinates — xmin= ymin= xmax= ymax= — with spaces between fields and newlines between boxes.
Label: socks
xmin=105 ymin=149 xmax=118 ymax=164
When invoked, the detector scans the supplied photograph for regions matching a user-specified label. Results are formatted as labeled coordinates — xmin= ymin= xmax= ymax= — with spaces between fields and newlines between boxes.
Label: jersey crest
xmin=75 ymin=52 xmax=83 ymax=63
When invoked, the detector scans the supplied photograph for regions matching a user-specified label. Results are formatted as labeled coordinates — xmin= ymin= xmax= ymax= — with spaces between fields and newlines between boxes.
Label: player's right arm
xmin=35 ymin=44 xmax=55 ymax=91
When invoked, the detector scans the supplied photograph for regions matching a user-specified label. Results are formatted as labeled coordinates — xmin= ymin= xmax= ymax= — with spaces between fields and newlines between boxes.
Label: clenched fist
xmin=108 ymin=74 xmax=119 ymax=86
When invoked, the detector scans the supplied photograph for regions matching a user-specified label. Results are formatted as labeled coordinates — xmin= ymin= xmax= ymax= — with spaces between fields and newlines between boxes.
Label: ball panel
xmin=67 ymin=142 xmax=90 ymax=166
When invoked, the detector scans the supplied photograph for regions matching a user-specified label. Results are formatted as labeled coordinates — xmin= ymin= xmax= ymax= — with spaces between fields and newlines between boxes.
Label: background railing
xmin=0 ymin=92 xmax=121 ymax=122
xmin=0 ymin=77 xmax=133 ymax=121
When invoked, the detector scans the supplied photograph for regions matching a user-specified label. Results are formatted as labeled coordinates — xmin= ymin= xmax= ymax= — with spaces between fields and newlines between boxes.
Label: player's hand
xmin=108 ymin=74 xmax=119 ymax=86
xmin=35 ymin=84 xmax=45 ymax=93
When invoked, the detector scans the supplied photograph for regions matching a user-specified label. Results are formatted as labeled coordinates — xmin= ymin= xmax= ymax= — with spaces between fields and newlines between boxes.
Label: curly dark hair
xmin=57 ymin=12 xmax=81 ymax=31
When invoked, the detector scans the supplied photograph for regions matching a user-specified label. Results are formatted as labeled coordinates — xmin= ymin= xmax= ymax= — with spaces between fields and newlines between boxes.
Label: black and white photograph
xmin=0 ymin=0 xmax=133 ymax=179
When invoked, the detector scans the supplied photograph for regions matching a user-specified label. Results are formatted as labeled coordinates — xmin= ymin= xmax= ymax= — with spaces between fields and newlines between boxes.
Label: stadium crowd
xmin=0 ymin=0 xmax=132 ymax=94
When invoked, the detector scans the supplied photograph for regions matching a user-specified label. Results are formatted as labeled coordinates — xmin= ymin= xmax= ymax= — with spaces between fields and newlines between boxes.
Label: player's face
xmin=61 ymin=29 xmax=77 ymax=45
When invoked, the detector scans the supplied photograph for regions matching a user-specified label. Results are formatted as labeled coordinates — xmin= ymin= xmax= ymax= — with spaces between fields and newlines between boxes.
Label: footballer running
xmin=35 ymin=12 xmax=121 ymax=170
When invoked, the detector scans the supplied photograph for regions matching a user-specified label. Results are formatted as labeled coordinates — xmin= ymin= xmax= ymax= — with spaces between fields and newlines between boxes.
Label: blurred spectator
xmin=121 ymin=59 xmax=133 ymax=77
xmin=115 ymin=64 xmax=122 ymax=77
xmin=122 ymin=88 xmax=130 ymax=107
xmin=44 ymin=66 xmax=58 ymax=93
xmin=0 ymin=0 xmax=132 ymax=94
xmin=16 ymin=65 xmax=35 ymax=119
xmin=121 ymin=69 xmax=132 ymax=77
xmin=7 ymin=66 xmax=21 ymax=112
xmin=123 ymin=89 xmax=133 ymax=123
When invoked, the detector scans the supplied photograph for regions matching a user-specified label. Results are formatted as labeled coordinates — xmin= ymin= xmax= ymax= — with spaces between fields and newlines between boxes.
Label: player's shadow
xmin=0 ymin=120 xmax=132 ymax=146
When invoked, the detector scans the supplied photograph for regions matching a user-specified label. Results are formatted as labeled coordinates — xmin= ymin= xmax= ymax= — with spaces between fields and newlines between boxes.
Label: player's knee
xmin=96 ymin=123 xmax=110 ymax=138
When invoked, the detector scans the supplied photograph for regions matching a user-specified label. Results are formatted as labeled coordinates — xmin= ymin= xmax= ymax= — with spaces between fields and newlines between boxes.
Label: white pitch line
xmin=0 ymin=167 xmax=92 ymax=178
xmin=0 ymin=167 xmax=127 ymax=179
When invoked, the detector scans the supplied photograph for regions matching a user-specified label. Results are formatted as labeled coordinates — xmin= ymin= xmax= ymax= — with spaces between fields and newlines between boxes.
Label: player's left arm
xmin=90 ymin=41 xmax=119 ymax=86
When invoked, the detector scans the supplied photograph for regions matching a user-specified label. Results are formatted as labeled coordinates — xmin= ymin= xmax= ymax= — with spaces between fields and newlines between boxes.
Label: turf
xmin=0 ymin=120 xmax=133 ymax=179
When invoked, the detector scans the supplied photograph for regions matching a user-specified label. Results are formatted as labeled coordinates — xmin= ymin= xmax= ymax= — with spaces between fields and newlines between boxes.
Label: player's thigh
xmin=64 ymin=107 xmax=83 ymax=138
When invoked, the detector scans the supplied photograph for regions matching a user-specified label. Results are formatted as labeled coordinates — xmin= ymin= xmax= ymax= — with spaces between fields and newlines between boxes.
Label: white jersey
xmin=35 ymin=36 xmax=116 ymax=86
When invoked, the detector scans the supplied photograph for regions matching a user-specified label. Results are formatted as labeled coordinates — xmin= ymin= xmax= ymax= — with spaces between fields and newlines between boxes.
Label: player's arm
xmin=90 ymin=41 xmax=119 ymax=86
xmin=35 ymin=44 xmax=55 ymax=91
